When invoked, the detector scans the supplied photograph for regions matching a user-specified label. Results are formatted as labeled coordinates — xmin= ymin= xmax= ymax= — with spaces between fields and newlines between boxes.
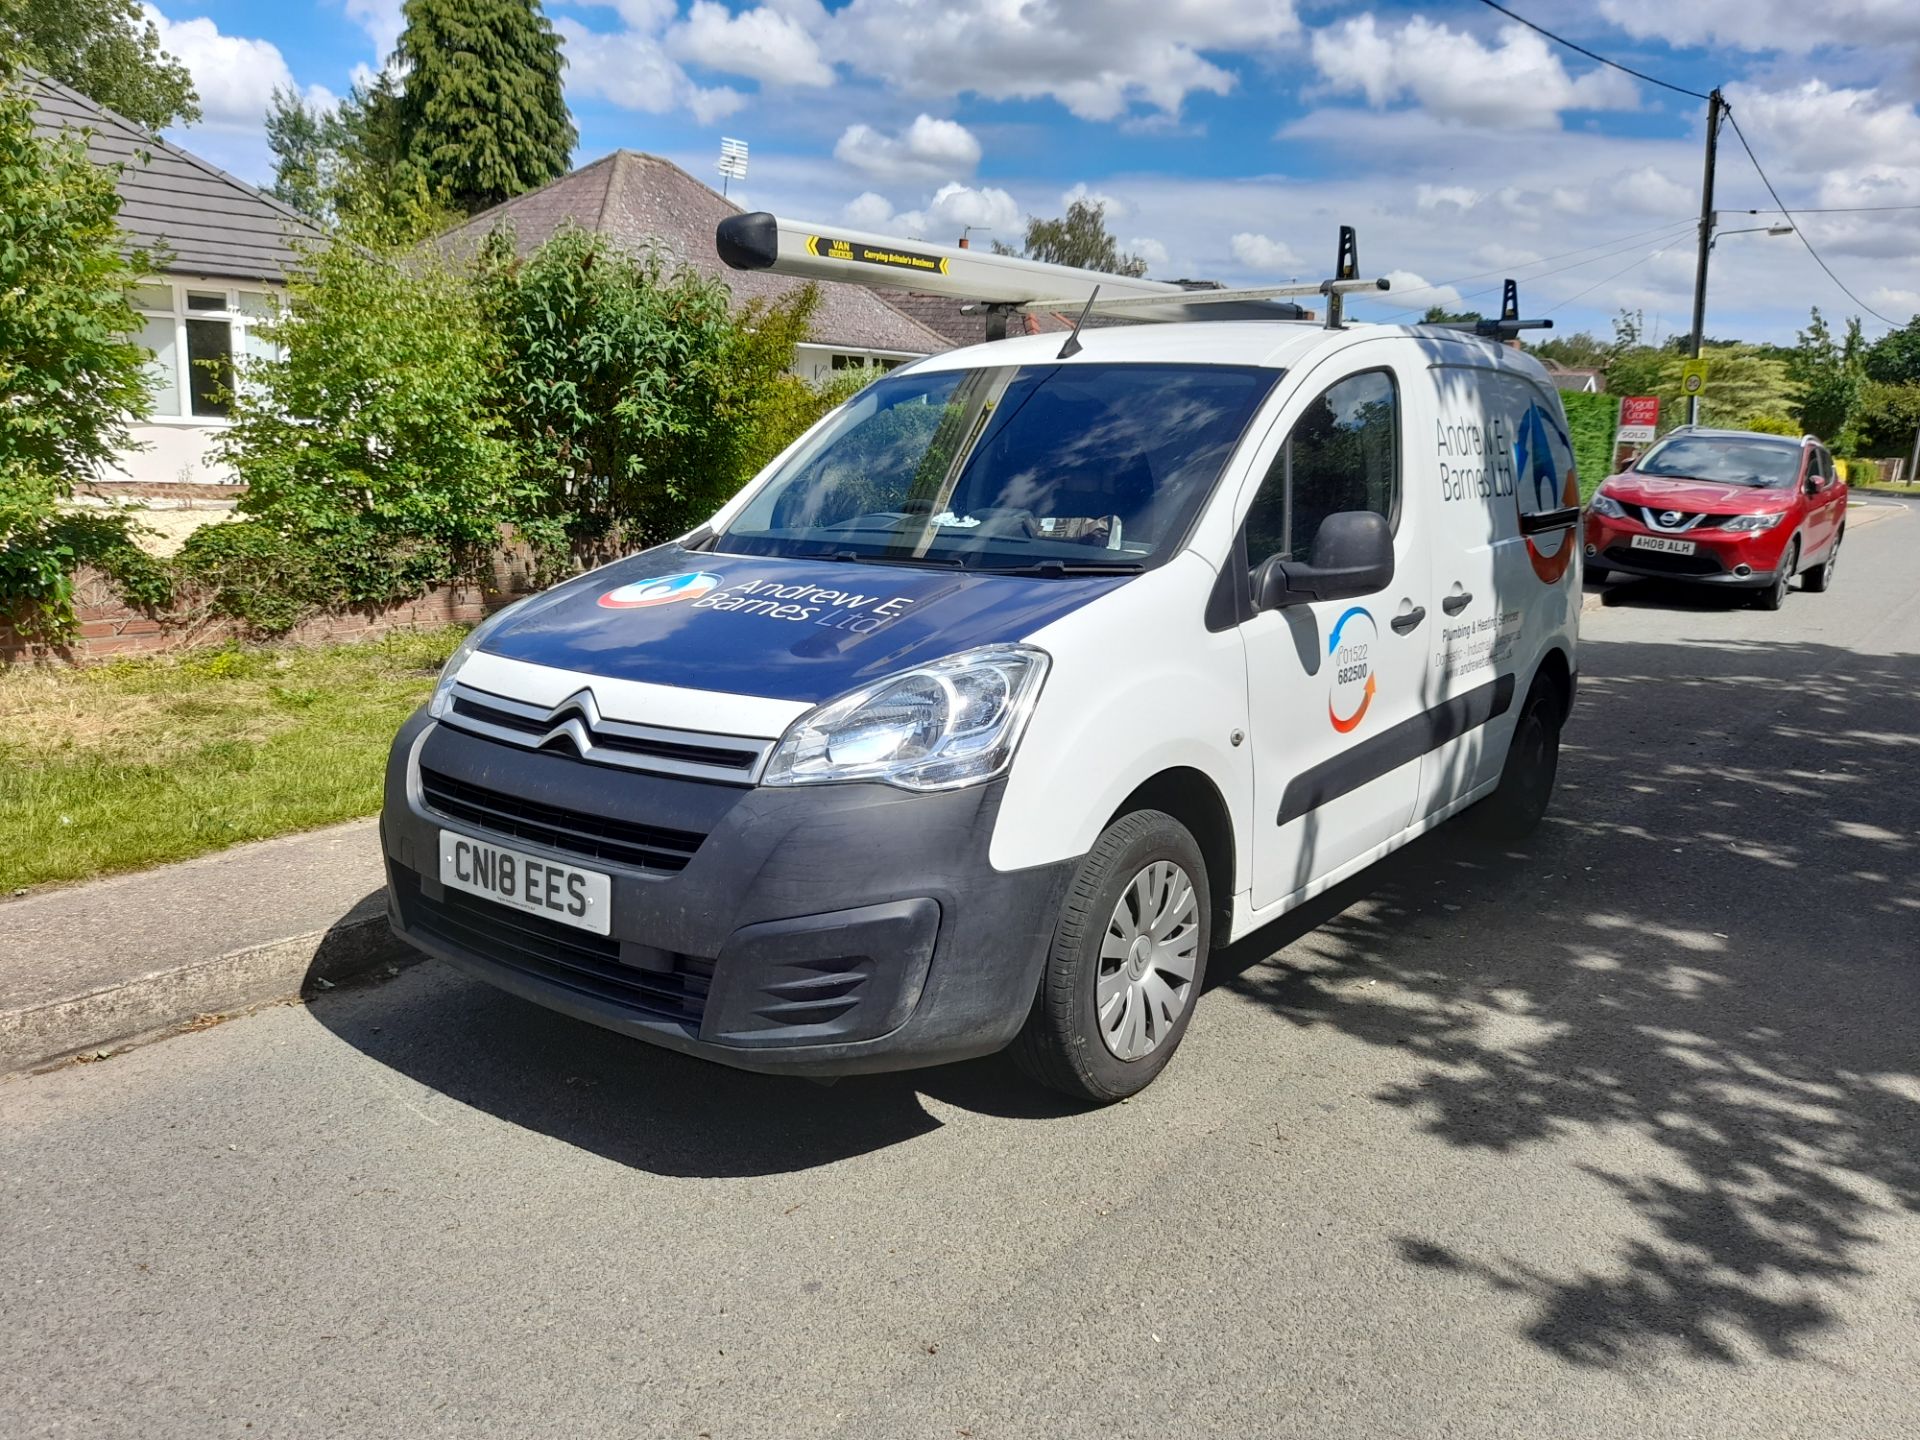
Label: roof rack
xmin=1430 ymin=279 xmax=1554 ymax=339
xmin=714 ymin=213 xmax=1390 ymax=331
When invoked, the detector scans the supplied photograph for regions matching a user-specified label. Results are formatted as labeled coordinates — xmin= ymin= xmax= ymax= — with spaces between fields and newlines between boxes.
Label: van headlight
xmin=428 ymin=602 xmax=523 ymax=718
xmin=762 ymin=645 xmax=1051 ymax=791
xmin=1588 ymin=492 xmax=1627 ymax=519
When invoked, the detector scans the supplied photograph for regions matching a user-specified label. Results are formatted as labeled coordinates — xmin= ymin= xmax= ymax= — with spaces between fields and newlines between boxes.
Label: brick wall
xmin=1 ymin=561 xmax=527 ymax=666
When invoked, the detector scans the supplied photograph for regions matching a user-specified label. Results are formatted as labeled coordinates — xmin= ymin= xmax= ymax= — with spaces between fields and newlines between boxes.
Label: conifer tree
xmin=387 ymin=0 xmax=574 ymax=215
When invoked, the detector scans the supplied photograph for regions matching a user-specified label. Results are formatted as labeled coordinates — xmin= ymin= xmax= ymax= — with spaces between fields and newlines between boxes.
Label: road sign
xmin=1619 ymin=395 xmax=1660 ymax=444
xmin=1681 ymin=359 xmax=1710 ymax=397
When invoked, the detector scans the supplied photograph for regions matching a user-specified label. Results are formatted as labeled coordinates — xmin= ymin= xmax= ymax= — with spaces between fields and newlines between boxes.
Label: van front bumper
xmin=380 ymin=709 xmax=1075 ymax=1076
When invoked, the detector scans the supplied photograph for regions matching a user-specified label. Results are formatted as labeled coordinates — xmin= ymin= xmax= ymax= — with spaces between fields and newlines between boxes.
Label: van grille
xmin=393 ymin=871 xmax=713 ymax=1029
xmin=420 ymin=767 xmax=704 ymax=874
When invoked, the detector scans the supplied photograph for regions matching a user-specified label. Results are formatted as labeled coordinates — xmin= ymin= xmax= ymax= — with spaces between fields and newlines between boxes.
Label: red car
xmin=1583 ymin=427 xmax=1847 ymax=609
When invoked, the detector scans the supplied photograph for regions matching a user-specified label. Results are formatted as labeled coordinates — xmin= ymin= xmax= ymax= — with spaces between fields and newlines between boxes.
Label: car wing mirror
xmin=1252 ymin=510 xmax=1395 ymax=612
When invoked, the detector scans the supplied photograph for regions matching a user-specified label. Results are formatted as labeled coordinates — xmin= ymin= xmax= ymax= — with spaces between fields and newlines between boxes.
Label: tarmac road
xmin=4 ymin=499 xmax=1917 ymax=1439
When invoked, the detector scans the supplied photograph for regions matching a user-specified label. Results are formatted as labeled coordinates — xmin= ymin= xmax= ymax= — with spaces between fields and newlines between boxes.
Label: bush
xmin=0 ymin=85 xmax=156 ymax=636
xmin=1837 ymin=457 xmax=1880 ymax=485
xmin=1743 ymin=414 xmax=1801 ymax=436
xmin=1558 ymin=391 xmax=1616 ymax=499
xmin=474 ymin=225 xmax=816 ymax=557
xmin=214 ymin=237 xmax=523 ymax=604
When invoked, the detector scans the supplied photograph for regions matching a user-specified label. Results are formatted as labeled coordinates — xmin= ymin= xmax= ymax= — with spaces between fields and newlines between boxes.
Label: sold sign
xmin=1618 ymin=395 xmax=1659 ymax=444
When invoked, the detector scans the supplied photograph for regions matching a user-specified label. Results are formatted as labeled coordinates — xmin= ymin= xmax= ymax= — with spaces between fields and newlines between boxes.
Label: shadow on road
xmin=1217 ymin=633 xmax=1920 ymax=1368
xmin=307 ymin=632 xmax=1918 ymax=1368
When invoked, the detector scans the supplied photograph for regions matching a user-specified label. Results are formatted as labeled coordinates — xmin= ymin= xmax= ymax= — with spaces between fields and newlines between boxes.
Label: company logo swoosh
xmin=1330 ymin=672 xmax=1376 ymax=733
xmin=598 ymin=571 xmax=723 ymax=608
xmin=1328 ymin=605 xmax=1372 ymax=655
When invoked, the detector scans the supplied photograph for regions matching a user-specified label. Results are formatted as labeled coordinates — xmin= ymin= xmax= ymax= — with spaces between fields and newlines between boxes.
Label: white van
xmin=381 ymin=228 xmax=1581 ymax=1101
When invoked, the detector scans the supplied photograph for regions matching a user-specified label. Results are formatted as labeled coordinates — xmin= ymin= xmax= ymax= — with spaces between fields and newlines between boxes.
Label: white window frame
xmin=130 ymin=277 xmax=281 ymax=427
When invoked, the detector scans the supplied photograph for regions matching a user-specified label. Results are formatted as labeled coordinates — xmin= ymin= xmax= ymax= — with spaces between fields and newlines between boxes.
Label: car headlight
xmin=428 ymin=601 xmax=525 ymax=718
xmin=1588 ymin=492 xmax=1627 ymax=519
xmin=763 ymin=645 xmax=1051 ymax=792
xmin=1717 ymin=511 xmax=1787 ymax=532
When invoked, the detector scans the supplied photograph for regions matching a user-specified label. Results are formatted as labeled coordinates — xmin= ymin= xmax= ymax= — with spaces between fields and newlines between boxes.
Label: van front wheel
xmin=1012 ymin=811 xmax=1211 ymax=1103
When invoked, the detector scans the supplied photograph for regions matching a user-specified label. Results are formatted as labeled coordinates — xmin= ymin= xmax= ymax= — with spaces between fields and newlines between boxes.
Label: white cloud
xmin=144 ymin=7 xmax=314 ymax=128
xmin=842 ymin=191 xmax=896 ymax=229
xmin=1382 ymin=270 xmax=1464 ymax=310
xmin=1475 ymin=243 xmax=1544 ymax=268
xmin=839 ymin=181 xmax=1019 ymax=241
xmin=1311 ymin=15 xmax=1640 ymax=128
xmin=344 ymin=0 xmax=405 ymax=61
xmin=558 ymin=17 xmax=746 ymax=123
xmin=1061 ymin=181 xmax=1127 ymax=219
xmin=1416 ymin=184 xmax=1480 ymax=211
xmin=1129 ymin=236 xmax=1170 ymax=270
xmin=1229 ymin=233 xmax=1301 ymax=272
xmin=1607 ymin=166 xmax=1694 ymax=217
xmin=667 ymin=2 xmax=833 ymax=87
xmin=1598 ymin=0 xmax=1920 ymax=57
xmin=816 ymin=0 xmax=1301 ymax=121
xmin=833 ymin=114 xmax=982 ymax=181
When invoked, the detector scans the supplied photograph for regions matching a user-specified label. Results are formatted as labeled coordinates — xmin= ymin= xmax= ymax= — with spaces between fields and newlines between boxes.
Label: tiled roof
xmin=23 ymin=70 xmax=323 ymax=283
xmin=437 ymin=151 xmax=953 ymax=357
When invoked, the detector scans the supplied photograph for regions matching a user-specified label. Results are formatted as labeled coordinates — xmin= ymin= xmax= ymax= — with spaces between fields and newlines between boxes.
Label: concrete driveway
xmin=4 ymin=500 xmax=1916 ymax=1438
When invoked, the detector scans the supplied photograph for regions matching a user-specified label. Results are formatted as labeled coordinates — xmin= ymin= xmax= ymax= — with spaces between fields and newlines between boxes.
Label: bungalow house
xmin=26 ymin=71 xmax=326 ymax=489
xmin=435 ymin=150 xmax=952 ymax=380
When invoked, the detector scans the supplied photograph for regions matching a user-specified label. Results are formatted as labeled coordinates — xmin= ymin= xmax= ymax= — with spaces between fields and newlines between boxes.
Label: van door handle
xmin=1390 ymin=606 xmax=1426 ymax=635
xmin=1441 ymin=591 xmax=1472 ymax=615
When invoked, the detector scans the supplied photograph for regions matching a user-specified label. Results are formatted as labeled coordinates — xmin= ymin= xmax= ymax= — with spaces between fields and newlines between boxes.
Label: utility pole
xmin=1686 ymin=89 xmax=1724 ymax=427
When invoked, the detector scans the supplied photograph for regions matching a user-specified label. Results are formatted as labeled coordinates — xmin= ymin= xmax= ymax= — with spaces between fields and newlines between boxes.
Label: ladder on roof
xmin=715 ymin=214 xmax=1392 ymax=330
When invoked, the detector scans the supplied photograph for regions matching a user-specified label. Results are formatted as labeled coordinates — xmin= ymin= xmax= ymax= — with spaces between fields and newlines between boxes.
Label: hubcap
xmin=1097 ymin=861 xmax=1201 ymax=1062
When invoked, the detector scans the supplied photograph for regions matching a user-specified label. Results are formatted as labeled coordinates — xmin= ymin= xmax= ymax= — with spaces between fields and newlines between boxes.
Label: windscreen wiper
xmin=828 ymin=549 xmax=967 ymax=569
xmin=986 ymin=559 xmax=1146 ymax=577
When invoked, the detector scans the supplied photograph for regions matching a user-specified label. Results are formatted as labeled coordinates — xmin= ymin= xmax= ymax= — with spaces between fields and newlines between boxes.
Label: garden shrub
xmin=1557 ymin=391 xmax=1617 ymax=499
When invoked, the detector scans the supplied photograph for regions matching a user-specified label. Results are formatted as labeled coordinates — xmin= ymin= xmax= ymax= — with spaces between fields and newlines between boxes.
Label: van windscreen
xmin=715 ymin=362 xmax=1277 ymax=572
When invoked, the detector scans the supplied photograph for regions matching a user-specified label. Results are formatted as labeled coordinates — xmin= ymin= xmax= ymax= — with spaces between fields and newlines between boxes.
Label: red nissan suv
xmin=1583 ymin=428 xmax=1847 ymax=609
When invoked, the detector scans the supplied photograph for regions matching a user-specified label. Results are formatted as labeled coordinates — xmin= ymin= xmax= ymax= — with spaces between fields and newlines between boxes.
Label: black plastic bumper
xmin=380 ymin=709 xmax=1075 ymax=1075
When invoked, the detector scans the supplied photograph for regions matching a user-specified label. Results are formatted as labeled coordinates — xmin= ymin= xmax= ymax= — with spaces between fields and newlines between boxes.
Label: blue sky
xmin=146 ymin=1 xmax=1920 ymax=343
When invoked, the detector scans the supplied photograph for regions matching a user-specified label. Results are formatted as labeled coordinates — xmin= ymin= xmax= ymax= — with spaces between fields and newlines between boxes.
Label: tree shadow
xmin=1217 ymin=633 xmax=1920 ymax=1369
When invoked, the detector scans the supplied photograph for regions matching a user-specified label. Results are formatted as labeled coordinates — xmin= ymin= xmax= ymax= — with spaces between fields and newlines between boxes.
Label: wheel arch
xmin=1107 ymin=768 xmax=1236 ymax=946
xmin=1527 ymin=643 xmax=1575 ymax=726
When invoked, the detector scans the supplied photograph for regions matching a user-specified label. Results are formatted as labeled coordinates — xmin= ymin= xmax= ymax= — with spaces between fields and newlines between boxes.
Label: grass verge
xmin=0 ymin=629 xmax=462 ymax=892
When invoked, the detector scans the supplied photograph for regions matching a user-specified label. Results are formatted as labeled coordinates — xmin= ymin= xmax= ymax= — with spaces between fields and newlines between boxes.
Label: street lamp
xmin=1689 ymin=209 xmax=1794 ymax=422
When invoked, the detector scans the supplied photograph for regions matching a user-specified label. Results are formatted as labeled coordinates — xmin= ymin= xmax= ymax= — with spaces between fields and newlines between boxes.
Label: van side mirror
xmin=1251 ymin=510 xmax=1395 ymax=612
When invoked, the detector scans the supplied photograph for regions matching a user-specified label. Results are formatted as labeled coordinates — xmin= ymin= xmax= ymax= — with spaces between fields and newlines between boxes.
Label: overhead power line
xmin=1374 ymin=218 xmax=1698 ymax=317
xmin=1469 ymin=0 xmax=1711 ymax=101
xmin=1723 ymin=203 xmax=1920 ymax=215
xmin=1722 ymin=108 xmax=1906 ymax=327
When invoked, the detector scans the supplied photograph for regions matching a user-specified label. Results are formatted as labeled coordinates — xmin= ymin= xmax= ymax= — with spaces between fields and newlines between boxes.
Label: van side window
xmin=1244 ymin=369 xmax=1398 ymax=571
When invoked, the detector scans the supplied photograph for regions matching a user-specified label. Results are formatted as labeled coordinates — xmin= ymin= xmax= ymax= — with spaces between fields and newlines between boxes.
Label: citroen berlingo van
xmin=380 ymin=250 xmax=1581 ymax=1102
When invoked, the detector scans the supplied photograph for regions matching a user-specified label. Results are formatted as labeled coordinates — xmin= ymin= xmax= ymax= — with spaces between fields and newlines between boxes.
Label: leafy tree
xmin=265 ymin=86 xmax=343 ymax=221
xmin=1853 ymin=381 xmax=1920 ymax=457
xmin=1864 ymin=317 xmax=1920 ymax=386
xmin=1790 ymin=306 xmax=1863 ymax=448
xmin=0 ymin=0 xmax=197 ymax=129
xmin=473 ymin=225 xmax=816 ymax=557
xmin=1609 ymin=344 xmax=1794 ymax=434
xmin=387 ymin=0 xmax=574 ymax=215
xmin=212 ymin=238 xmax=524 ymax=610
xmin=1422 ymin=306 xmax=1483 ymax=324
xmin=0 ymin=84 xmax=159 ymax=634
xmin=993 ymin=199 xmax=1148 ymax=278
xmin=1529 ymin=332 xmax=1612 ymax=371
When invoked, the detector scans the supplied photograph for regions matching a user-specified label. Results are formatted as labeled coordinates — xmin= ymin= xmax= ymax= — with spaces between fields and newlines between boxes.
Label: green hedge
xmin=1559 ymin=391 xmax=1616 ymax=502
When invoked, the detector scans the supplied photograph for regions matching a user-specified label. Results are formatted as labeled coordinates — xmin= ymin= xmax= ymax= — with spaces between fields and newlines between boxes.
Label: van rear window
xmin=717 ymin=362 xmax=1277 ymax=573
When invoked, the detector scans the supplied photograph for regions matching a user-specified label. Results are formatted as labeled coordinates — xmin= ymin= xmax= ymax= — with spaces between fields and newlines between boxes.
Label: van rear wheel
xmin=1476 ymin=685 xmax=1563 ymax=841
xmin=1012 ymin=810 xmax=1211 ymax=1103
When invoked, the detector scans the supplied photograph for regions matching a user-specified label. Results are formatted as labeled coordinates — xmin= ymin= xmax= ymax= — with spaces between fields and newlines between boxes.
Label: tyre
xmin=1476 ymin=682 xmax=1563 ymax=841
xmin=1013 ymin=810 xmax=1210 ymax=1103
xmin=1803 ymin=531 xmax=1840 ymax=593
xmin=1754 ymin=539 xmax=1798 ymax=611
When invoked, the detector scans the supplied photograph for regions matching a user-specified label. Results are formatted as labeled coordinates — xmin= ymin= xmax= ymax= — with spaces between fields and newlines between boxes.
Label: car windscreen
xmin=1636 ymin=436 xmax=1803 ymax=488
xmin=714 ymin=361 xmax=1278 ymax=572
